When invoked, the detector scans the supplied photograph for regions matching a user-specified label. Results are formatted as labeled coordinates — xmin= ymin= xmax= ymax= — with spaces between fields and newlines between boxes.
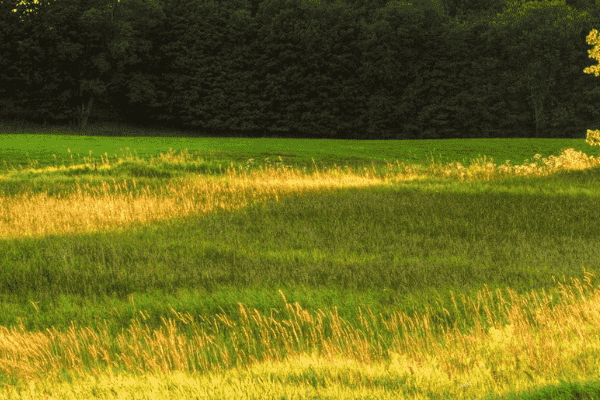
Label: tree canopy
xmin=2 ymin=0 xmax=600 ymax=138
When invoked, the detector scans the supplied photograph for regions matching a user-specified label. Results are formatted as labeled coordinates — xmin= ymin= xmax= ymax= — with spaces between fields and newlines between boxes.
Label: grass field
xmin=1 ymin=123 xmax=600 ymax=399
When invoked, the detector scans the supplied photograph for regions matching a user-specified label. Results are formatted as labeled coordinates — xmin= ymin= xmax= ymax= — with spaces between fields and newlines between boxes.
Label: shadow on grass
xmin=1 ymin=179 xmax=599 ymax=333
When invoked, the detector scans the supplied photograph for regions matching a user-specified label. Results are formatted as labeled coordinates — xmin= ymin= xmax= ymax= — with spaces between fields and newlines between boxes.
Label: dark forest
xmin=2 ymin=0 xmax=600 ymax=139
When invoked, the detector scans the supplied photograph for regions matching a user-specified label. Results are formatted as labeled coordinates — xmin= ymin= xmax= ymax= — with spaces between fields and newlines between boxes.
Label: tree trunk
xmin=529 ymin=80 xmax=551 ymax=138
xmin=79 ymin=95 xmax=95 ymax=130
xmin=531 ymin=91 xmax=545 ymax=137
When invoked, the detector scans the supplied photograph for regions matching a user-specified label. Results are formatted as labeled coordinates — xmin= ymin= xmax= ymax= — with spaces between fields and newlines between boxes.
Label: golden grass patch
xmin=0 ymin=166 xmax=413 ymax=240
xmin=1 ymin=146 xmax=599 ymax=240
xmin=0 ymin=271 xmax=599 ymax=399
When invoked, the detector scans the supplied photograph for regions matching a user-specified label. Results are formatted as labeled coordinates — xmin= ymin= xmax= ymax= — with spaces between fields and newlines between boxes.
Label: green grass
xmin=2 ymin=121 xmax=599 ymax=174
xmin=1 ymin=169 xmax=599 ymax=334
xmin=1 ymin=128 xmax=600 ymax=398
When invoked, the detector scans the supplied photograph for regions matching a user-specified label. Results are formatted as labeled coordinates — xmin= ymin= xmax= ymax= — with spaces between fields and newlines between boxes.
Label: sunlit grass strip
xmin=0 ymin=165 xmax=414 ymax=240
xmin=2 ymin=146 xmax=599 ymax=240
xmin=1 ymin=270 xmax=599 ymax=399
xmin=421 ymin=147 xmax=600 ymax=181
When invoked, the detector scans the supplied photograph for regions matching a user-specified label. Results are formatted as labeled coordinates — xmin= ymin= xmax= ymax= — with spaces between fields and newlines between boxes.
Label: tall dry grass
xmin=0 ymin=164 xmax=407 ymax=240
xmin=424 ymin=147 xmax=600 ymax=181
xmin=0 ymin=270 xmax=599 ymax=398
xmin=1 ymin=145 xmax=599 ymax=240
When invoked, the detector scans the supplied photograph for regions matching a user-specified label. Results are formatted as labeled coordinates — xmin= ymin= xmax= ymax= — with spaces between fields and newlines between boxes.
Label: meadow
xmin=1 ymin=123 xmax=600 ymax=399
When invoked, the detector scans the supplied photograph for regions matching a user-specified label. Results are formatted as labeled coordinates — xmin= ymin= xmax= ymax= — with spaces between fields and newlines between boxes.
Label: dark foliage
xmin=2 ymin=0 xmax=600 ymax=139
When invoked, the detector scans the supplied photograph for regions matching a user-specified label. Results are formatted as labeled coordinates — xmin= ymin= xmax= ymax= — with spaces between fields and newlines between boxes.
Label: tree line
xmin=2 ymin=0 xmax=600 ymax=139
